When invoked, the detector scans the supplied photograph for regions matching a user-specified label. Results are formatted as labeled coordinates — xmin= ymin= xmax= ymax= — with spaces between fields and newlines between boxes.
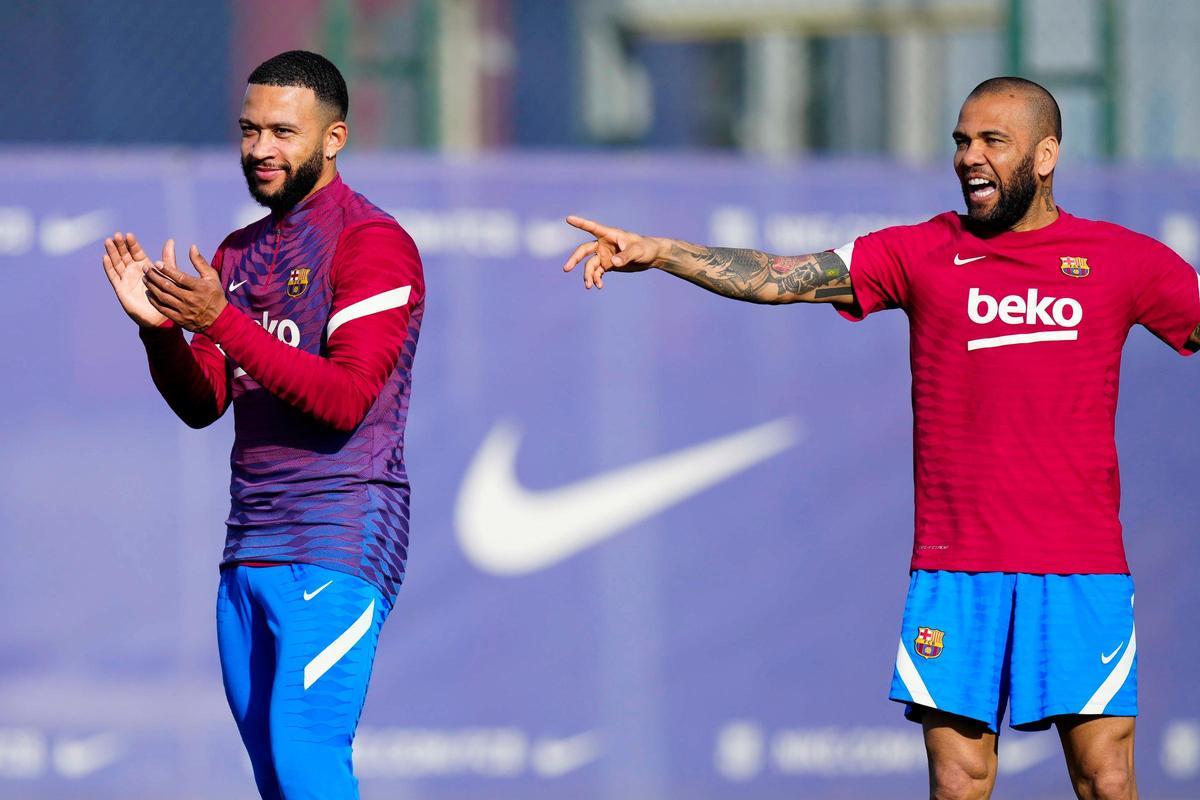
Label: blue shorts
xmin=890 ymin=570 xmax=1136 ymax=732
xmin=217 ymin=563 xmax=390 ymax=800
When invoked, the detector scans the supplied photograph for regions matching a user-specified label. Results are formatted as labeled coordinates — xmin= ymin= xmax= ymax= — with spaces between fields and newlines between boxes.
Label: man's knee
xmin=1059 ymin=715 xmax=1137 ymax=800
xmin=924 ymin=710 xmax=998 ymax=800
xmin=1074 ymin=763 xmax=1135 ymax=800
xmin=930 ymin=755 xmax=995 ymax=800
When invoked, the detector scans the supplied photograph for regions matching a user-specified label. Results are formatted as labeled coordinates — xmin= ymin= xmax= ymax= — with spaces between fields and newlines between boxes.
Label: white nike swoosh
xmin=953 ymin=254 xmax=986 ymax=265
xmin=229 ymin=279 xmax=248 ymax=292
xmin=455 ymin=417 xmax=803 ymax=575
xmin=531 ymin=731 xmax=602 ymax=777
xmin=303 ymin=580 xmax=333 ymax=601
xmin=40 ymin=210 xmax=112 ymax=256
xmin=53 ymin=733 xmax=125 ymax=778
xmin=1101 ymin=642 xmax=1124 ymax=664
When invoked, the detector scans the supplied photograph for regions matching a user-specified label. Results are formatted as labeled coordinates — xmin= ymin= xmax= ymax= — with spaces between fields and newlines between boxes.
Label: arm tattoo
xmin=660 ymin=243 xmax=851 ymax=304
xmin=1188 ymin=322 xmax=1200 ymax=352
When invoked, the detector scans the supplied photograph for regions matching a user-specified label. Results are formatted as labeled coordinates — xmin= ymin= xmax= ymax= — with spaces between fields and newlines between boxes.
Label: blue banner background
xmin=0 ymin=152 xmax=1197 ymax=799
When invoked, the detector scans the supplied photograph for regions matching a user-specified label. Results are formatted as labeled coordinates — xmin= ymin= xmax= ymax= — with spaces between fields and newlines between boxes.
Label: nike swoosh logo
xmin=953 ymin=254 xmax=986 ymax=265
xmin=456 ymin=417 xmax=803 ymax=575
xmin=40 ymin=210 xmax=112 ymax=256
xmin=531 ymin=731 xmax=601 ymax=777
xmin=1101 ymin=642 xmax=1124 ymax=664
xmin=229 ymin=279 xmax=249 ymax=292
xmin=303 ymin=580 xmax=333 ymax=601
xmin=53 ymin=733 xmax=125 ymax=778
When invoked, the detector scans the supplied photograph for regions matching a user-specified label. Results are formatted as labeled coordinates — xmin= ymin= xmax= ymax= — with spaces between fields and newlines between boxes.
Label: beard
xmin=963 ymin=151 xmax=1039 ymax=233
xmin=242 ymin=145 xmax=325 ymax=214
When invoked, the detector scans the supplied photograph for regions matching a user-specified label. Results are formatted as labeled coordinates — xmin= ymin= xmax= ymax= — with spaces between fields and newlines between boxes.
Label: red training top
xmin=837 ymin=210 xmax=1200 ymax=574
xmin=140 ymin=176 xmax=424 ymax=601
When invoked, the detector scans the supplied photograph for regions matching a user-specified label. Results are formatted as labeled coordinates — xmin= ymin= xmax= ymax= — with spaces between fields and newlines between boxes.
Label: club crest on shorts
xmin=1060 ymin=256 xmax=1091 ymax=278
xmin=287 ymin=268 xmax=311 ymax=298
xmin=914 ymin=627 xmax=945 ymax=659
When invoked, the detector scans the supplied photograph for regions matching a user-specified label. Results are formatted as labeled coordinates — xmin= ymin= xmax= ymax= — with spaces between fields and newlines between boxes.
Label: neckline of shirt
xmin=959 ymin=206 xmax=1072 ymax=244
xmin=272 ymin=174 xmax=347 ymax=230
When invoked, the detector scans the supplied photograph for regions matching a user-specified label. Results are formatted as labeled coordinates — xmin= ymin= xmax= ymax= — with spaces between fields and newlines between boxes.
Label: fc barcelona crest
xmin=1060 ymin=256 xmax=1091 ymax=278
xmin=287 ymin=268 xmax=311 ymax=298
xmin=914 ymin=627 xmax=945 ymax=660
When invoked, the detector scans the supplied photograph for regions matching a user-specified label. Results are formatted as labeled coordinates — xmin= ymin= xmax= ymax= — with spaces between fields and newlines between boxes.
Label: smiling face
xmin=239 ymin=84 xmax=346 ymax=213
xmin=952 ymin=90 xmax=1058 ymax=233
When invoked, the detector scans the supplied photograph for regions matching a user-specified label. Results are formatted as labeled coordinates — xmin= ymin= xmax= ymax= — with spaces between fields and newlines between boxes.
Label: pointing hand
xmin=562 ymin=216 xmax=662 ymax=290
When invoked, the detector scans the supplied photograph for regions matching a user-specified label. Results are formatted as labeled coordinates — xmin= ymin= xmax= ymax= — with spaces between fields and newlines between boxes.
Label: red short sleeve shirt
xmin=837 ymin=210 xmax=1200 ymax=574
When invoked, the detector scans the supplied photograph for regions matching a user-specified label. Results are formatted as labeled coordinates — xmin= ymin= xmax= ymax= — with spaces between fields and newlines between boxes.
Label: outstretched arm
xmin=654 ymin=240 xmax=852 ymax=304
xmin=562 ymin=215 xmax=852 ymax=304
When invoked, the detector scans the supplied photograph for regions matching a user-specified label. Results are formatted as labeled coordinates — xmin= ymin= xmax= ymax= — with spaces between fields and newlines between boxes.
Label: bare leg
xmin=1057 ymin=715 xmax=1137 ymax=800
xmin=923 ymin=710 xmax=999 ymax=800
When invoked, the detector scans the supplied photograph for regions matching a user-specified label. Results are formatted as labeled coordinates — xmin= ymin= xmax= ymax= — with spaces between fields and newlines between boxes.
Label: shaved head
xmin=954 ymin=77 xmax=1063 ymax=232
xmin=968 ymin=77 xmax=1062 ymax=144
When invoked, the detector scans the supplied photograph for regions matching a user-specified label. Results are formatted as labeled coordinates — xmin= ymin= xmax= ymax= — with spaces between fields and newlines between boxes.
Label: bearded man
xmin=562 ymin=77 xmax=1200 ymax=800
xmin=102 ymin=50 xmax=424 ymax=800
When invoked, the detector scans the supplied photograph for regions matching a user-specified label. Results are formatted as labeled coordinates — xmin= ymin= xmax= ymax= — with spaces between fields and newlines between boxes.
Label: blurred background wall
xmin=2 ymin=2 xmax=1199 ymax=799
xmin=6 ymin=0 xmax=1200 ymax=162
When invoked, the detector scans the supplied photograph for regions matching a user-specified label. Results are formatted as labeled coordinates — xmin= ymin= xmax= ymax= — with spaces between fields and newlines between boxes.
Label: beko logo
xmin=256 ymin=311 xmax=301 ymax=347
xmin=233 ymin=311 xmax=301 ymax=379
xmin=966 ymin=287 xmax=1083 ymax=351
xmin=968 ymin=287 xmax=1083 ymax=327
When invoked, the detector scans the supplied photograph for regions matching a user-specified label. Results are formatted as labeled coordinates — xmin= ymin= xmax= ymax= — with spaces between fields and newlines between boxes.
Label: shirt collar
xmin=274 ymin=174 xmax=346 ymax=230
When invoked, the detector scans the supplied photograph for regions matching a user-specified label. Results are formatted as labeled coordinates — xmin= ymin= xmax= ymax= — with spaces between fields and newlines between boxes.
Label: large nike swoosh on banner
xmin=455 ymin=417 xmax=803 ymax=576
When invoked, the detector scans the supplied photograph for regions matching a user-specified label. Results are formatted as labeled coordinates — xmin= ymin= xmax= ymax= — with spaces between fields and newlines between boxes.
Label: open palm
xmin=102 ymin=233 xmax=168 ymax=327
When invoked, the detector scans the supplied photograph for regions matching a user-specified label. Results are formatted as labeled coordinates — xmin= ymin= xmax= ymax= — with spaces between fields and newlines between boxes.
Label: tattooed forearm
xmin=688 ymin=246 xmax=767 ymax=288
xmin=658 ymin=242 xmax=852 ymax=304
xmin=1187 ymin=322 xmax=1200 ymax=352
xmin=770 ymin=252 xmax=852 ymax=300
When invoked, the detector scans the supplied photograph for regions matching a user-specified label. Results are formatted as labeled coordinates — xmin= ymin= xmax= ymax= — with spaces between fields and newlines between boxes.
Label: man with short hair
xmin=102 ymin=50 xmax=423 ymax=799
xmin=563 ymin=77 xmax=1200 ymax=799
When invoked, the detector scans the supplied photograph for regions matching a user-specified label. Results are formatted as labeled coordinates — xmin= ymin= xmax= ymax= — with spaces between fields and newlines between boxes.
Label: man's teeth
xmin=966 ymin=177 xmax=996 ymax=201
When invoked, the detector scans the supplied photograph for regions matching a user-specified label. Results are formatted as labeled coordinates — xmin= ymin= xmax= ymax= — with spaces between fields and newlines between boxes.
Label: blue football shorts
xmin=216 ymin=563 xmax=390 ymax=800
xmin=890 ymin=570 xmax=1136 ymax=732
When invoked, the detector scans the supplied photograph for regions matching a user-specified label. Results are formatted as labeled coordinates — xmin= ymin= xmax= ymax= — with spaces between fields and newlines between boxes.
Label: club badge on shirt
xmin=287 ymin=268 xmax=311 ymax=298
xmin=915 ymin=626 xmax=945 ymax=659
xmin=1060 ymin=256 xmax=1091 ymax=278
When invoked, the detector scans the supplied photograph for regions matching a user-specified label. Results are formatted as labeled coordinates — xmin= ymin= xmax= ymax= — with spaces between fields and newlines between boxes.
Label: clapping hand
xmin=102 ymin=233 xmax=169 ymax=328
xmin=142 ymin=239 xmax=227 ymax=332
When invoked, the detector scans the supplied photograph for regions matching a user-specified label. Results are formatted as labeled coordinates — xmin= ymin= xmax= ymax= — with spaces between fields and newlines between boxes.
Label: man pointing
xmin=563 ymin=77 xmax=1200 ymax=800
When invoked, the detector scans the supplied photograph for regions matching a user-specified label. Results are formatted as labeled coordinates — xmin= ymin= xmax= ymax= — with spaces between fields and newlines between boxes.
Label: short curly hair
xmin=248 ymin=50 xmax=349 ymax=121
